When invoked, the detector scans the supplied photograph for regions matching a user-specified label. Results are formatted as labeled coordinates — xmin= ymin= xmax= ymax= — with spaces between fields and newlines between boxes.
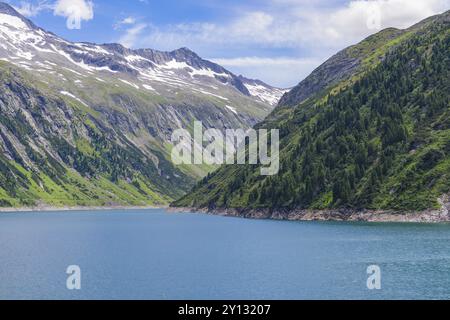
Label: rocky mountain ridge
xmin=0 ymin=2 xmax=285 ymax=207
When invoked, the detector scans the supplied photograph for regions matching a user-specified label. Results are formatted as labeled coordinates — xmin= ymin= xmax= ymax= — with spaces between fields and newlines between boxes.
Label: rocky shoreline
xmin=170 ymin=195 xmax=450 ymax=223
xmin=0 ymin=205 xmax=166 ymax=213
xmin=2 ymin=199 xmax=449 ymax=223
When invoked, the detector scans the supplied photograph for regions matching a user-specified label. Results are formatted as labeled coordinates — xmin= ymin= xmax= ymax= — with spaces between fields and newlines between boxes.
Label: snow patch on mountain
xmin=0 ymin=13 xmax=28 ymax=30
xmin=225 ymin=105 xmax=238 ymax=115
xmin=193 ymin=89 xmax=229 ymax=101
xmin=243 ymin=82 xmax=289 ymax=106
xmin=119 ymin=79 xmax=140 ymax=89
xmin=190 ymin=67 xmax=229 ymax=79
xmin=60 ymin=91 xmax=88 ymax=106
xmin=143 ymin=84 xmax=156 ymax=92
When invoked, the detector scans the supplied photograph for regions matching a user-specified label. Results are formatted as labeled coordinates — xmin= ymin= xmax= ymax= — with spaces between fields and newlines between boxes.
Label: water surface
xmin=1 ymin=209 xmax=450 ymax=300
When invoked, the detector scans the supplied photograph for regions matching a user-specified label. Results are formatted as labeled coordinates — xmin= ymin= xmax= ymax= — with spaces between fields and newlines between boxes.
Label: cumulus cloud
xmin=121 ymin=0 xmax=448 ymax=86
xmin=133 ymin=0 xmax=448 ymax=51
xmin=53 ymin=0 xmax=94 ymax=30
xmin=299 ymin=0 xmax=450 ymax=46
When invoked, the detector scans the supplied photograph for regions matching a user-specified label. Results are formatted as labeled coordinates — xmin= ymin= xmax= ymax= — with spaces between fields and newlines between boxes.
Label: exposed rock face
xmin=0 ymin=2 xmax=284 ymax=141
xmin=0 ymin=69 xmax=194 ymax=206
xmin=438 ymin=194 xmax=450 ymax=219
xmin=170 ymin=207 xmax=450 ymax=223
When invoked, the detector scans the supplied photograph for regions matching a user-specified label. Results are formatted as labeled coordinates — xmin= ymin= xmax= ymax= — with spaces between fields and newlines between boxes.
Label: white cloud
xmin=14 ymin=1 xmax=51 ymax=17
xmin=120 ymin=17 xmax=136 ymax=25
xmin=11 ymin=0 xmax=94 ymax=29
xmin=53 ymin=0 xmax=94 ymax=30
xmin=122 ymin=0 xmax=448 ymax=86
xmin=299 ymin=0 xmax=450 ymax=47
xmin=114 ymin=16 xmax=138 ymax=30
xmin=135 ymin=0 xmax=448 ymax=50
xmin=118 ymin=23 xmax=147 ymax=48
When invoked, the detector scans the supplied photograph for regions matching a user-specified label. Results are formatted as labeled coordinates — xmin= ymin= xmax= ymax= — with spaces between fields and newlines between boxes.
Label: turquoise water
xmin=1 ymin=209 xmax=450 ymax=300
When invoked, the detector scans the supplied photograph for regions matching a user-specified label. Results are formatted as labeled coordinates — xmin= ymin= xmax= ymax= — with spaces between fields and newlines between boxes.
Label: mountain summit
xmin=277 ymin=11 xmax=450 ymax=109
xmin=0 ymin=2 xmax=37 ymax=28
xmin=0 ymin=2 xmax=23 ymax=16
xmin=0 ymin=2 xmax=283 ymax=106
xmin=0 ymin=2 xmax=284 ymax=207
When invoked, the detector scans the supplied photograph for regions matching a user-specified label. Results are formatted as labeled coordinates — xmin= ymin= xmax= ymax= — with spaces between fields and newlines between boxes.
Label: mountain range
xmin=0 ymin=2 xmax=285 ymax=207
xmin=174 ymin=10 xmax=450 ymax=219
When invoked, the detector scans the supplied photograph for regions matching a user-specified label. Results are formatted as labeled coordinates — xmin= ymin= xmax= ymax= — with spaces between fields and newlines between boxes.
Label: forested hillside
xmin=174 ymin=11 xmax=450 ymax=212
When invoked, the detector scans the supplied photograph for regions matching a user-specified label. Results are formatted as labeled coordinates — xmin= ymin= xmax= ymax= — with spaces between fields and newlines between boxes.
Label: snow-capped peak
xmin=0 ymin=2 xmax=285 ymax=108
xmin=0 ymin=13 xmax=29 ymax=30
xmin=239 ymin=76 xmax=289 ymax=106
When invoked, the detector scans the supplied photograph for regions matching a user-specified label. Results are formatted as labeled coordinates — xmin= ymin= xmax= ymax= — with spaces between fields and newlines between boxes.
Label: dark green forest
xmin=174 ymin=14 xmax=450 ymax=212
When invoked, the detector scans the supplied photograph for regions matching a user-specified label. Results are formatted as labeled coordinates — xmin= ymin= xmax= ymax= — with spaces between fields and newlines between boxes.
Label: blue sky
xmin=5 ymin=0 xmax=449 ymax=87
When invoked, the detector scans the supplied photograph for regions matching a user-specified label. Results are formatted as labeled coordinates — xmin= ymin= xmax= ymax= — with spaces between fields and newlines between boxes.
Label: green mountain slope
xmin=173 ymin=11 xmax=450 ymax=213
xmin=0 ymin=63 xmax=192 ymax=207
xmin=274 ymin=11 xmax=448 ymax=119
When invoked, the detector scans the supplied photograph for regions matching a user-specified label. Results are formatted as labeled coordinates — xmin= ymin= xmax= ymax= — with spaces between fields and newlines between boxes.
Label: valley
xmin=0 ymin=2 xmax=285 ymax=207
